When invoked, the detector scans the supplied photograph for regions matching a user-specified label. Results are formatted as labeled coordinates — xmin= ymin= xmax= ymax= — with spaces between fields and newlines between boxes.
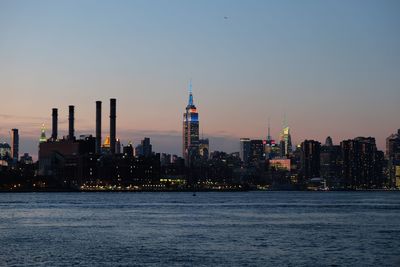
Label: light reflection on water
xmin=0 ymin=192 xmax=399 ymax=266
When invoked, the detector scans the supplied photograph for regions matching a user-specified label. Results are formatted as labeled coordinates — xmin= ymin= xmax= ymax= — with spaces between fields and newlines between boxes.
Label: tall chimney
xmin=52 ymin=108 xmax=58 ymax=140
xmin=110 ymin=98 xmax=116 ymax=154
xmin=68 ymin=105 xmax=75 ymax=141
xmin=96 ymin=101 xmax=102 ymax=154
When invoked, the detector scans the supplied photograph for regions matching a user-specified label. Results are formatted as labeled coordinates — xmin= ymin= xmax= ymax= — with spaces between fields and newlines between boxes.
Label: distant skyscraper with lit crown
xmin=279 ymin=115 xmax=292 ymax=157
xmin=183 ymin=81 xmax=200 ymax=165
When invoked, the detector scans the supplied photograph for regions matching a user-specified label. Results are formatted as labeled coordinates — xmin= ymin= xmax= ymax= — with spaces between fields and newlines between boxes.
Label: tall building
xmin=20 ymin=153 xmax=33 ymax=165
xmin=134 ymin=144 xmax=143 ymax=157
xmin=0 ymin=143 xmax=11 ymax=159
xmin=239 ymin=138 xmax=265 ymax=163
xmin=264 ymin=120 xmax=279 ymax=159
xmin=240 ymin=138 xmax=251 ymax=163
xmin=250 ymin=139 xmax=265 ymax=162
xmin=160 ymin=153 xmax=172 ymax=166
xmin=182 ymin=81 xmax=199 ymax=165
xmin=341 ymin=137 xmax=384 ymax=189
xmin=142 ymin=137 xmax=152 ymax=157
xmin=300 ymin=140 xmax=321 ymax=181
xmin=199 ymin=138 xmax=209 ymax=160
xmin=123 ymin=142 xmax=134 ymax=158
xmin=110 ymin=98 xmax=117 ymax=155
xmin=95 ymin=101 xmax=102 ymax=154
xmin=116 ymin=139 xmax=121 ymax=154
xmin=320 ymin=136 xmax=341 ymax=187
xmin=10 ymin=128 xmax=19 ymax=164
xmin=279 ymin=116 xmax=292 ymax=157
xmin=386 ymin=129 xmax=400 ymax=187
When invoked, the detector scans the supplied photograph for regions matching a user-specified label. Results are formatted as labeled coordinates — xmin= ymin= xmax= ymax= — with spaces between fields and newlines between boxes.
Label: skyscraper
xmin=341 ymin=137 xmax=384 ymax=189
xmin=199 ymin=138 xmax=209 ymax=160
xmin=142 ymin=137 xmax=152 ymax=157
xmin=183 ymin=81 xmax=199 ymax=165
xmin=10 ymin=128 xmax=19 ymax=164
xmin=240 ymin=138 xmax=251 ymax=164
xmin=110 ymin=98 xmax=116 ymax=155
xmin=320 ymin=136 xmax=341 ymax=187
xmin=300 ymin=140 xmax=321 ymax=182
xmin=250 ymin=140 xmax=265 ymax=162
xmin=279 ymin=116 xmax=292 ymax=157
xmin=386 ymin=129 xmax=400 ymax=187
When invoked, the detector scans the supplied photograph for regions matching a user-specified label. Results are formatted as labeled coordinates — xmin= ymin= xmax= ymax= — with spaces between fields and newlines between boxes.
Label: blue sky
xmin=0 ymin=0 xmax=399 ymax=157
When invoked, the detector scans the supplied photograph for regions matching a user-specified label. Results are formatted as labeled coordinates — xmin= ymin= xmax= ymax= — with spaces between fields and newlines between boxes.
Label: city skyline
xmin=1 ymin=0 xmax=399 ymax=157
xmin=1 ymin=2 xmax=400 ymax=266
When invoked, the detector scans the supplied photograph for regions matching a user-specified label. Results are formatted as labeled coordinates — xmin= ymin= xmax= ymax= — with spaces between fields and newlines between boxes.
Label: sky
xmin=0 ymin=0 xmax=399 ymax=158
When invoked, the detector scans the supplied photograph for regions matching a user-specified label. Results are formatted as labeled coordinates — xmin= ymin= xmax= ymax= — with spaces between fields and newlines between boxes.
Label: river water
xmin=0 ymin=192 xmax=399 ymax=266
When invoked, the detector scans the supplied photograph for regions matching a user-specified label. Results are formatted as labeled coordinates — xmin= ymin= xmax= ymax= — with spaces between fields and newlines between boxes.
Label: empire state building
xmin=183 ymin=81 xmax=200 ymax=165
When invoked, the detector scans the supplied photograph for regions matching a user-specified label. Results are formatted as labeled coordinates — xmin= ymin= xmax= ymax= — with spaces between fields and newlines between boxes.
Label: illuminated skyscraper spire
xmin=279 ymin=114 xmax=292 ymax=157
xmin=188 ymin=79 xmax=194 ymax=107
xmin=39 ymin=124 xmax=47 ymax=143
xmin=183 ymin=79 xmax=200 ymax=166
xmin=267 ymin=117 xmax=271 ymax=142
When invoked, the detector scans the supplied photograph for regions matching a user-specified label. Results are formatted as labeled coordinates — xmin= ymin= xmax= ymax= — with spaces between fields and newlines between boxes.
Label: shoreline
xmin=0 ymin=188 xmax=397 ymax=193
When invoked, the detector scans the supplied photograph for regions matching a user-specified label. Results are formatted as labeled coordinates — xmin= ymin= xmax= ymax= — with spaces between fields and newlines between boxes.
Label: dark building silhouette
xmin=320 ymin=136 xmax=341 ymax=187
xmin=300 ymin=140 xmax=321 ymax=182
xmin=20 ymin=153 xmax=33 ymax=165
xmin=341 ymin=137 xmax=384 ymax=189
xmin=11 ymin=128 xmax=19 ymax=164
xmin=51 ymin=108 xmax=58 ymax=141
xmin=142 ymin=137 xmax=152 ymax=157
xmin=68 ymin=105 xmax=75 ymax=141
xmin=116 ymin=139 xmax=121 ymax=154
xmin=240 ymin=138 xmax=251 ymax=164
xmin=160 ymin=153 xmax=172 ymax=166
xmin=325 ymin=136 xmax=333 ymax=147
xmin=123 ymin=143 xmax=134 ymax=158
xmin=110 ymin=98 xmax=116 ymax=154
xmin=96 ymin=101 xmax=102 ymax=154
xmin=386 ymin=129 xmax=400 ymax=187
xmin=250 ymin=140 xmax=265 ymax=162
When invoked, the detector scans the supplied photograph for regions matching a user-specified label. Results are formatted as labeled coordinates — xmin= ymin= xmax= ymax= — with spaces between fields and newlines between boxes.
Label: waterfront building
xmin=341 ymin=137 xmax=385 ymax=189
xmin=300 ymin=140 xmax=321 ymax=182
xmin=320 ymin=136 xmax=342 ymax=187
xmin=386 ymin=129 xmax=400 ymax=187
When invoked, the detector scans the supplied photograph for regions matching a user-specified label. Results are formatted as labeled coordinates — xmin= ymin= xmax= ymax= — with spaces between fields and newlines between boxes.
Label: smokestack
xmin=110 ymin=98 xmax=116 ymax=154
xmin=68 ymin=105 xmax=75 ymax=141
xmin=96 ymin=101 xmax=102 ymax=154
xmin=11 ymin=128 xmax=19 ymax=163
xmin=52 ymin=108 xmax=58 ymax=140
